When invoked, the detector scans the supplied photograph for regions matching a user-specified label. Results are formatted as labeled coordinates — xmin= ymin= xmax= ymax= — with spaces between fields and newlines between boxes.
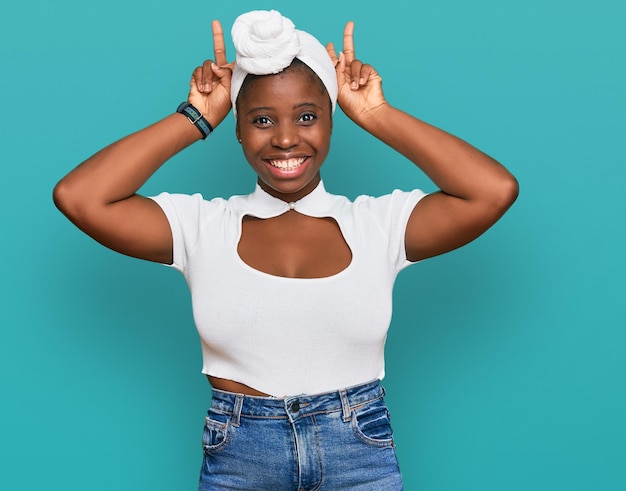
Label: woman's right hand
xmin=53 ymin=20 xmax=236 ymax=265
xmin=188 ymin=20 xmax=234 ymax=128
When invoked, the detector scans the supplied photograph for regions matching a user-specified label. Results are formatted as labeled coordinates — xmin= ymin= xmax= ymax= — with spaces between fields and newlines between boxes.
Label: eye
xmin=298 ymin=112 xmax=317 ymax=124
xmin=252 ymin=115 xmax=273 ymax=127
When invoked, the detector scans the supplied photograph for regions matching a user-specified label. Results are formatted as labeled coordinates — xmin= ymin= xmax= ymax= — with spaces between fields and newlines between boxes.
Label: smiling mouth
xmin=266 ymin=157 xmax=307 ymax=171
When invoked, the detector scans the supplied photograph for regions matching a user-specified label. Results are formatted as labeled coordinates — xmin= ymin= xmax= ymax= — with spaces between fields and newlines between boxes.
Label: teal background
xmin=1 ymin=0 xmax=624 ymax=489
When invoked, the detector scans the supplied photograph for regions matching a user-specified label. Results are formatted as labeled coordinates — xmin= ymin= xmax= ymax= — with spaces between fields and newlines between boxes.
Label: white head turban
xmin=230 ymin=10 xmax=338 ymax=117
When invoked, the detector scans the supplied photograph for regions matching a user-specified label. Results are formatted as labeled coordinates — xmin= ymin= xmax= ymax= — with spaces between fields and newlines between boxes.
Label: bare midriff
xmin=207 ymin=375 xmax=272 ymax=396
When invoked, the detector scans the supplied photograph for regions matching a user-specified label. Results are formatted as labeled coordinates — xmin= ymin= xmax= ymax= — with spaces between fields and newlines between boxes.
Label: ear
xmin=235 ymin=124 xmax=241 ymax=143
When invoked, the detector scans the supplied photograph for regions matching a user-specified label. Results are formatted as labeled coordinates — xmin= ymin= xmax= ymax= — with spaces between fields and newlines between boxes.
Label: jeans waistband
xmin=210 ymin=379 xmax=385 ymax=426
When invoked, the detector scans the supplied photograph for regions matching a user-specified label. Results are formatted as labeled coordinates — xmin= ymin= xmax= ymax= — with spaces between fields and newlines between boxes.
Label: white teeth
xmin=268 ymin=157 xmax=306 ymax=170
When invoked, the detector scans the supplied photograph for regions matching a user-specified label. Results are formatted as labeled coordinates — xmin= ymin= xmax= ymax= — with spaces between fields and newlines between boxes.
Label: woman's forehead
xmin=238 ymin=68 xmax=330 ymax=112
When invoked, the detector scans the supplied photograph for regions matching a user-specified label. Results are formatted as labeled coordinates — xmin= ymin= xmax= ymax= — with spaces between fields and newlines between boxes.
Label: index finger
xmin=212 ymin=20 xmax=228 ymax=66
xmin=343 ymin=21 xmax=355 ymax=63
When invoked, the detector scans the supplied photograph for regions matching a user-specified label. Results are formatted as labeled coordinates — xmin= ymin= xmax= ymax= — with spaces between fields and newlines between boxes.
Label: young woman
xmin=54 ymin=10 xmax=518 ymax=490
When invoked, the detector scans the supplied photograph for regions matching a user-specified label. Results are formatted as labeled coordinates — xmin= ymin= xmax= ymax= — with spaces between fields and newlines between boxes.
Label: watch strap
xmin=176 ymin=102 xmax=213 ymax=139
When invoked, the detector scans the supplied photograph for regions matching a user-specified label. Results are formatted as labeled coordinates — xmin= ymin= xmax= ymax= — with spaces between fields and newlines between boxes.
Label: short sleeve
xmin=149 ymin=192 xmax=223 ymax=272
xmin=355 ymin=189 xmax=427 ymax=274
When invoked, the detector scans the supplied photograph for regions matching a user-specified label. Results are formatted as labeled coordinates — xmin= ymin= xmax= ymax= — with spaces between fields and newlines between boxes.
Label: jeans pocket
xmin=350 ymin=399 xmax=395 ymax=448
xmin=202 ymin=408 xmax=233 ymax=454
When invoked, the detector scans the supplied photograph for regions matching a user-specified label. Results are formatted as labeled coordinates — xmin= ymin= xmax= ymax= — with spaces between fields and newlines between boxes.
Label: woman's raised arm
xmin=328 ymin=22 xmax=519 ymax=262
xmin=53 ymin=20 xmax=233 ymax=264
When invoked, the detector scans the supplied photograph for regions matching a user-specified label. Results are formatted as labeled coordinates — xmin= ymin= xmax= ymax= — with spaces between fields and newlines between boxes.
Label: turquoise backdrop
xmin=1 ymin=0 xmax=624 ymax=489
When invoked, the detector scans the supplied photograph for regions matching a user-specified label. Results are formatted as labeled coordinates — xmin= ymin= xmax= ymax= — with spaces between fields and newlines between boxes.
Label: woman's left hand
xmin=188 ymin=20 xmax=234 ymax=129
xmin=327 ymin=22 xmax=387 ymax=125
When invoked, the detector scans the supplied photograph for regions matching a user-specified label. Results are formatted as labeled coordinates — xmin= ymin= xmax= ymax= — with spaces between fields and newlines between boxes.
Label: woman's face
xmin=236 ymin=67 xmax=332 ymax=202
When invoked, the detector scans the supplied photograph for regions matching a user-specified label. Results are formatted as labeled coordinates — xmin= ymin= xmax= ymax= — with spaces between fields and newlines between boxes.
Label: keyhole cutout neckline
xmin=234 ymin=181 xmax=354 ymax=280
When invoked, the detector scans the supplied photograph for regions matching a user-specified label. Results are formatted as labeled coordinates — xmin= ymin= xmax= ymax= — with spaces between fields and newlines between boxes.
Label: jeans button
xmin=289 ymin=401 xmax=300 ymax=413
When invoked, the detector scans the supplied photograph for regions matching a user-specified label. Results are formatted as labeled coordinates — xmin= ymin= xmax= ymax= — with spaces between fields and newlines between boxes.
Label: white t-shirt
xmin=150 ymin=181 xmax=426 ymax=396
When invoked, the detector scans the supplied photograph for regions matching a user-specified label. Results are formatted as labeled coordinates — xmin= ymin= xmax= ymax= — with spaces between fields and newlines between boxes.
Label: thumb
xmin=211 ymin=62 xmax=232 ymax=87
xmin=326 ymin=42 xmax=339 ymax=66
xmin=335 ymin=52 xmax=347 ymax=87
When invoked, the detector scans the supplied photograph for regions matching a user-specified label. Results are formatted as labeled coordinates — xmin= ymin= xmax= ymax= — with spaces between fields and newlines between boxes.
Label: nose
xmin=271 ymin=123 xmax=300 ymax=149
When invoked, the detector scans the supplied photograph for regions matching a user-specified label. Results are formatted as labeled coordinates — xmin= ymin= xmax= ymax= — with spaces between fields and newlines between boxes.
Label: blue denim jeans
xmin=198 ymin=380 xmax=403 ymax=490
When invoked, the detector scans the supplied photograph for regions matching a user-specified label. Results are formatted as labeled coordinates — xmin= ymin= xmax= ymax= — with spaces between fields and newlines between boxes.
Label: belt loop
xmin=339 ymin=389 xmax=351 ymax=422
xmin=232 ymin=394 xmax=244 ymax=427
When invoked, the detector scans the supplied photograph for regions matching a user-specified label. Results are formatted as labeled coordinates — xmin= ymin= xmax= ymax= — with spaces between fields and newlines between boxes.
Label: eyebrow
xmin=245 ymin=102 xmax=323 ymax=116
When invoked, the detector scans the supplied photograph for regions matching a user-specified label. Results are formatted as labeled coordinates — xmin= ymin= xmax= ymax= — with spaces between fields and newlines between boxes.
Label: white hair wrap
xmin=230 ymin=10 xmax=338 ymax=117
